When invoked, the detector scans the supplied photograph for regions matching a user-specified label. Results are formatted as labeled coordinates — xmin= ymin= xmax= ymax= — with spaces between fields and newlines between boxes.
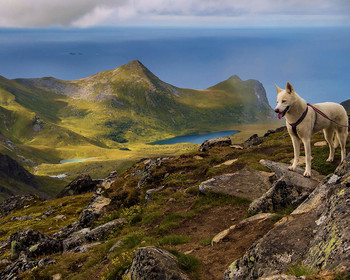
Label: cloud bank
xmin=0 ymin=0 xmax=349 ymax=28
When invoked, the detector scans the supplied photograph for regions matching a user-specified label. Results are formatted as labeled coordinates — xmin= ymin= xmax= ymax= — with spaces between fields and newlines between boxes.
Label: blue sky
xmin=1 ymin=0 xmax=350 ymax=28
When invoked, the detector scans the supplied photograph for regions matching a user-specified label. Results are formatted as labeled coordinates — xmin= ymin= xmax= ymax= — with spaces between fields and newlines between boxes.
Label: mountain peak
xmin=228 ymin=75 xmax=242 ymax=82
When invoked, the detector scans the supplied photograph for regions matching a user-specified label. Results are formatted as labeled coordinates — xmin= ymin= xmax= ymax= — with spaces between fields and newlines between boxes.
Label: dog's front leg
xmin=288 ymin=136 xmax=300 ymax=171
xmin=302 ymin=138 xmax=312 ymax=177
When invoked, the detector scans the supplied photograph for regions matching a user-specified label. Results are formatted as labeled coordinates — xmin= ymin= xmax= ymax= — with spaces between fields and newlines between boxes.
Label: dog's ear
xmin=286 ymin=82 xmax=294 ymax=94
xmin=275 ymin=84 xmax=282 ymax=93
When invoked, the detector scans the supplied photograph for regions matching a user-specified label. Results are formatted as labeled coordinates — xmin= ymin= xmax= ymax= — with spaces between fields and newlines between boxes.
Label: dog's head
xmin=274 ymin=82 xmax=295 ymax=119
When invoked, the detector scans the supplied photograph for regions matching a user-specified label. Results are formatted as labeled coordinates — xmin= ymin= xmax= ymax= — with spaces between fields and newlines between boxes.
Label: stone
xmin=10 ymin=228 xmax=62 ymax=258
xmin=193 ymin=155 xmax=203 ymax=160
xmin=243 ymin=134 xmax=263 ymax=148
xmin=211 ymin=213 xmax=274 ymax=246
xmin=223 ymin=153 xmax=350 ymax=279
xmin=73 ymin=242 xmax=101 ymax=253
xmin=0 ymin=256 xmax=55 ymax=280
xmin=0 ymin=194 xmax=37 ymax=217
xmin=199 ymin=136 xmax=232 ymax=152
xmin=63 ymin=228 xmax=91 ymax=251
xmin=78 ymin=191 xmax=111 ymax=227
xmin=214 ymin=159 xmax=238 ymax=168
xmin=230 ymin=145 xmax=244 ymax=150
xmin=85 ymin=218 xmax=127 ymax=242
xmin=126 ymin=246 xmax=190 ymax=280
xmin=314 ymin=141 xmax=327 ymax=147
xmin=101 ymin=171 xmax=118 ymax=189
xmin=199 ymin=168 xmax=275 ymax=201
xmin=248 ymin=160 xmax=323 ymax=216
xmin=56 ymin=174 xmax=98 ymax=198
xmin=63 ymin=218 xmax=126 ymax=251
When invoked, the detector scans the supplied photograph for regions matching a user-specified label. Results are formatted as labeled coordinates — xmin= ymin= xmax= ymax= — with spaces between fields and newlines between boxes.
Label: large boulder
xmin=10 ymin=228 xmax=62 ymax=259
xmin=199 ymin=168 xmax=274 ymax=201
xmin=63 ymin=218 xmax=127 ymax=251
xmin=199 ymin=136 xmax=232 ymax=152
xmin=247 ymin=160 xmax=322 ymax=216
xmin=223 ymin=153 xmax=350 ymax=279
xmin=126 ymin=246 xmax=190 ymax=280
xmin=56 ymin=174 xmax=98 ymax=198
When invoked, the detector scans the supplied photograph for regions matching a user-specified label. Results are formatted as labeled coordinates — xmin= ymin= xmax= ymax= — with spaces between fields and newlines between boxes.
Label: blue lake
xmin=149 ymin=130 xmax=239 ymax=145
xmin=59 ymin=157 xmax=96 ymax=164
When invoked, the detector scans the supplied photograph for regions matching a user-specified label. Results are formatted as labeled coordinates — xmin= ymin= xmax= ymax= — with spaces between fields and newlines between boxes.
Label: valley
xmin=0 ymin=60 xmax=278 ymax=200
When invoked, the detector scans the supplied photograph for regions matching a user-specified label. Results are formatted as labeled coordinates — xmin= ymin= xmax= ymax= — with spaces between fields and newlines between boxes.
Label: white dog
xmin=274 ymin=82 xmax=348 ymax=177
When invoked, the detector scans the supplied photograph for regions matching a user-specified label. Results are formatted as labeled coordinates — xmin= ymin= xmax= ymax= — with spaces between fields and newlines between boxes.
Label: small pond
xmin=149 ymin=130 xmax=239 ymax=145
xmin=59 ymin=157 xmax=97 ymax=164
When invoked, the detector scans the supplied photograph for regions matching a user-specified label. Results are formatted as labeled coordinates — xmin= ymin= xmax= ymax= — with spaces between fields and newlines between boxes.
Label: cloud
xmin=0 ymin=0 xmax=126 ymax=27
xmin=0 ymin=0 xmax=349 ymax=28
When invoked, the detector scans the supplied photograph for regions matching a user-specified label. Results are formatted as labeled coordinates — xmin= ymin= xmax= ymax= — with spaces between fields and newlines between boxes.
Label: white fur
xmin=274 ymin=82 xmax=348 ymax=177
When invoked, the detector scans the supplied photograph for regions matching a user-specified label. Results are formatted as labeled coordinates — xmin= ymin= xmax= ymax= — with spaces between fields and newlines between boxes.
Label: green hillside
xmin=0 ymin=60 xmax=275 ymax=199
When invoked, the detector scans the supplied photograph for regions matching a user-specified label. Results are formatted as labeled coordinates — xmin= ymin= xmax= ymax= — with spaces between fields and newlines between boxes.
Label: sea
xmin=0 ymin=27 xmax=350 ymax=105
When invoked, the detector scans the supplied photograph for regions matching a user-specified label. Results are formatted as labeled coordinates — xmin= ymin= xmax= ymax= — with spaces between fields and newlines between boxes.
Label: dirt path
xmin=165 ymin=205 xmax=275 ymax=279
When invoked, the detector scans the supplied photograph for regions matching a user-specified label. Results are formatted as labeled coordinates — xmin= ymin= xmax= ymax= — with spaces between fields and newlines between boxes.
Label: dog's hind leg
xmin=288 ymin=136 xmax=301 ymax=171
xmin=324 ymin=128 xmax=335 ymax=162
xmin=302 ymin=138 xmax=312 ymax=177
xmin=336 ymin=127 xmax=348 ymax=162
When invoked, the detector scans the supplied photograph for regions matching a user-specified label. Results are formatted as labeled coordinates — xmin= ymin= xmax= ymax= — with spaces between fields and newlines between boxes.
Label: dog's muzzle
xmin=275 ymin=106 xmax=290 ymax=119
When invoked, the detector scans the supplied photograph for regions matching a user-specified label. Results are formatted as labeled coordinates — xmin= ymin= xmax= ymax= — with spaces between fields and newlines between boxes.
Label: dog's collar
xmin=288 ymin=104 xmax=309 ymax=137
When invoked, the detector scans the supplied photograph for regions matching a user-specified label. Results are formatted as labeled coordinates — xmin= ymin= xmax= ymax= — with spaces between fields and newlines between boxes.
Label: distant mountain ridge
xmin=341 ymin=99 xmax=350 ymax=112
xmin=0 ymin=60 xmax=274 ymax=163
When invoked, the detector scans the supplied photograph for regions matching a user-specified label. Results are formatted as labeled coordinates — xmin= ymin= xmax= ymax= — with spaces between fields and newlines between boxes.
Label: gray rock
xmin=243 ymin=134 xmax=263 ymax=148
xmin=0 ymin=256 xmax=55 ymax=280
xmin=73 ymin=242 xmax=101 ymax=253
xmin=0 ymin=194 xmax=37 ymax=217
xmin=247 ymin=160 xmax=322 ymax=216
xmin=78 ymin=190 xmax=111 ymax=227
xmin=199 ymin=168 xmax=274 ymax=201
xmin=85 ymin=218 xmax=127 ymax=242
xmin=199 ymin=136 xmax=232 ymax=152
xmin=63 ymin=228 xmax=91 ymax=251
xmin=101 ymin=171 xmax=118 ymax=189
xmin=126 ymin=246 xmax=190 ymax=280
xmin=63 ymin=218 xmax=126 ymax=251
xmin=56 ymin=174 xmax=98 ymax=198
xmin=223 ymin=153 xmax=350 ymax=279
xmin=10 ymin=228 xmax=62 ymax=259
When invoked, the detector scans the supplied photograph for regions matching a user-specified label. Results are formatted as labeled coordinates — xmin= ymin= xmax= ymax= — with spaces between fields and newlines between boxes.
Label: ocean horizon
xmin=1 ymin=26 xmax=349 ymax=105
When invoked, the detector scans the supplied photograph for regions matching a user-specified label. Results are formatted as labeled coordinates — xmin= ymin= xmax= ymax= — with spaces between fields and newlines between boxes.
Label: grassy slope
xmin=1 ymin=126 xmax=349 ymax=279
xmin=0 ymin=60 xmax=275 ymax=199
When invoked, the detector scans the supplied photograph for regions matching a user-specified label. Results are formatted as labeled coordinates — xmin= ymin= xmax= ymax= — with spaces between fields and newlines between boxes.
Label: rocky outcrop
xmin=56 ymin=174 xmax=99 ymax=198
xmin=10 ymin=228 xmax=62 ymax=259
xmin=243 ymin=134 xmax=263 ymax=148
xmin=126 ymin=246 xmax=190 ymax=280
xmin=62 ymin=218 xmax=126 ymax=251
xmin=223 ymin=153 xmax=350 ymax=279
xmin=78 ymin=189 xmax=111 ymax=227
xmin=101 ymin=171 xmax=118 ymax=189
xmin=0 ymin=194 xmax=37 ymax=217
xmin=199 ymin=168 xmax=274 ymax=201
xmin=247 ymin=160 xmax=322 ymax=215
xmin=0 ymin=256 xmax=55 ymax=280
xmin=199 ymin=136 xmax=232 ymax=152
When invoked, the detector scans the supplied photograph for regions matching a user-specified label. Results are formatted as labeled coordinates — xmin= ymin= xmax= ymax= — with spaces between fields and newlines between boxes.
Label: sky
xmin=0 ymin=0 xmax=350 ymax=28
